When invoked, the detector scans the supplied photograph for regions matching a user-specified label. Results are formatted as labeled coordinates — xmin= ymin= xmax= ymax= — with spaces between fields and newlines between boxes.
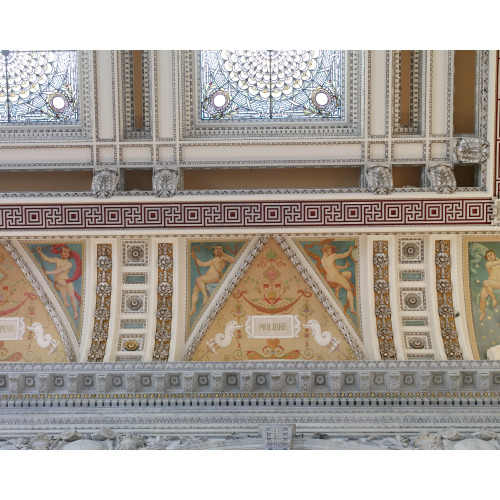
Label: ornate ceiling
xmin=1 ymin=51 xmax=500 ymax=454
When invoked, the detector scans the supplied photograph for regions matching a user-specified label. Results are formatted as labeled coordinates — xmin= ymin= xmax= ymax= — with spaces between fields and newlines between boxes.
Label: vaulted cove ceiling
xmin=1 ymin=231 xmax=500 ymax=362
xmin=0 ymin=50 xmax=499 ymax=364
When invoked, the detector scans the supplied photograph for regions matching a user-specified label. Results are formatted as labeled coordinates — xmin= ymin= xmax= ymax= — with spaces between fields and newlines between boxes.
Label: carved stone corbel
xmin=152 ymin=167 xmax=179 ymax=198
xmin=91 ymin=168 xmax=120 ymax=198
xmin=420 ymin=372 xmax=430 ymax=390
xmin=365 ymin=164 xmax=393 ymax=195
xmin=426 ymin=163 xmax=457 ymax=194
xmin=455 ymin=137 xmax=489 ymax=163
xmin=479 ymin=372 xmax=489 ymax=391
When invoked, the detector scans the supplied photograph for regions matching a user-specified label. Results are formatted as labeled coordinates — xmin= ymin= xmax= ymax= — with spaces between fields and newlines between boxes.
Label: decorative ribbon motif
xmin=233 ymin=289 xmax=311 ymax=315
xmin=0 ymin=292 xmax=37 ymax=317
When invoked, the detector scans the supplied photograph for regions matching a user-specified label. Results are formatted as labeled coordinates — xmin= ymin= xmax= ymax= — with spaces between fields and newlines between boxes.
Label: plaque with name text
xmin=245 ymin=315 xmax=300 ymax=339
xmin=0 ymin=317 xmax=25 ymax=340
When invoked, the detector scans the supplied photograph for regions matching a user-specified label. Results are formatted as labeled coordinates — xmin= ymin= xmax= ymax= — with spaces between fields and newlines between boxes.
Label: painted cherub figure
xmin=479 ymin=249 xmax=500 ymax=321
xmin=37 ymin=245 xmax=79 ymax=320
xmin=189 ymin=245 xmax=235 ymax=317
xmin=320 ymin=244 xmax=356 ymax=316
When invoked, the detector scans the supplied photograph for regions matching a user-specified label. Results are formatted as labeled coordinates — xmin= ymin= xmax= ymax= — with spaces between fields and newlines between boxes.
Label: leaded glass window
xmin=0 ymin=50 xmax=79 ymax=124
xmin=199 ymin=50 xmax=344 ymax=122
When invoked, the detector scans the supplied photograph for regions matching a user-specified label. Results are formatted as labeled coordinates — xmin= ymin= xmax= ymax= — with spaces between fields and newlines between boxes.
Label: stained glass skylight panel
xmin=199 ymin=50 xmax=344 ymax=122
xmin=0 ymin=50 xmax=79 ymax=125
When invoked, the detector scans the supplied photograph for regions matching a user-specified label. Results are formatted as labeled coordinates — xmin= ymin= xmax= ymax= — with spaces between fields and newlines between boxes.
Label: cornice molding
xmin=2 ymin=361 xmax=500 ymax=404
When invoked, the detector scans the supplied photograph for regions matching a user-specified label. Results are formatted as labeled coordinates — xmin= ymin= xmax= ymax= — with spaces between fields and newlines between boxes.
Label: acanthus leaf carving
xmin=152 ymin=168 xmax=179 ymax=198
xmin=455 ymin=137 xmax=489 ymax=163
xmin=365 ymin=164 xmax=393 ymax=195
xmin=426 ymin=163 xmax=457 ymax=194
xmin=91 ymin=168 xmax=120 ymax=198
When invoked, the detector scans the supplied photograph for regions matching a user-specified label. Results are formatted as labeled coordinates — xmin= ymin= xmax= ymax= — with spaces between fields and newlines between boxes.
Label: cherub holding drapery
xmin=35 ymin=245 xmax=82 ymax=320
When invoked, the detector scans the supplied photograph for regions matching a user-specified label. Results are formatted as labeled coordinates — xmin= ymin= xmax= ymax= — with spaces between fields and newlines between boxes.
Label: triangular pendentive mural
xmin=188 ymin=237 xmax=361 ymax=361
xmin=0 ymin=242 xmax=68 ymax=362
xmin=187 ymin=239 xmax=249 ymax=336
xmin=464 ymin=237 xmax=500 ymax=359
xmin=23 ymin=242 xmax=85 ymax=342
xmin=294 ymin=237 xmax=360 ymax=335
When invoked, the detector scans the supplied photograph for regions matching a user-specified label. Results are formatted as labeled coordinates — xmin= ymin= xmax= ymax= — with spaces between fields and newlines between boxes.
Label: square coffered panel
xmin=122 ymin=240 xmax=149 ymax=267
xmin=398 ymin=239 xmax=424 ymax=264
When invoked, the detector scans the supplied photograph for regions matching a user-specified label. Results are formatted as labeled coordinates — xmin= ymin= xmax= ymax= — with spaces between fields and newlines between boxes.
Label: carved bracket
xmin=152 ymin=167 xmax=179 ymax=198
xmin=91 ymin=168 xmax=120 ymax=198
xmin=365 ymin=164 xmax=393 ymax=195
xmin=426 ymin=163 xmax=457 ymax=194
xmin=455 ymin=137 xmax=489 ymax=163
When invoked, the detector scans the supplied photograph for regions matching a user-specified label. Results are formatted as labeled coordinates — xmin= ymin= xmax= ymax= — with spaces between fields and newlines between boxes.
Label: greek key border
xmin=0 ymin=199 xmax=492 ymax=231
